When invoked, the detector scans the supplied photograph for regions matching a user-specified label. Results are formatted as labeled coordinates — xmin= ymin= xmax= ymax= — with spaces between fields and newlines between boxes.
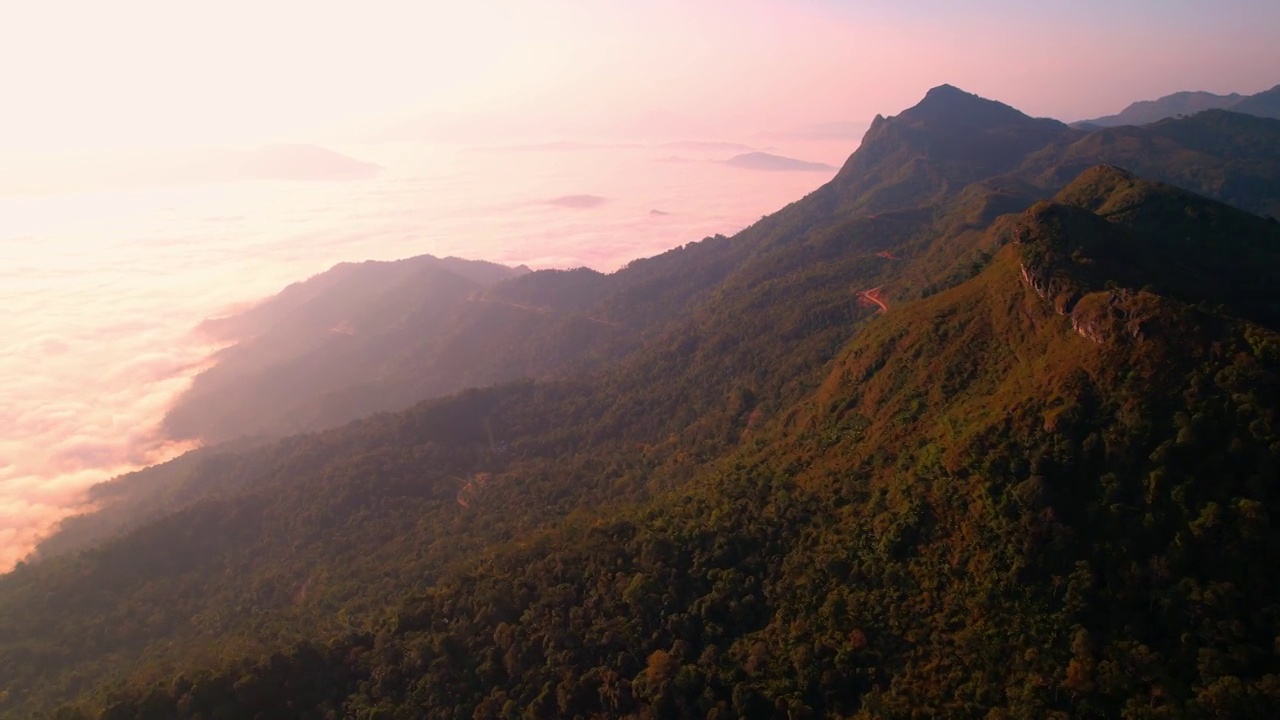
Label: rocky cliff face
xmin=1011 ymin=189 xmax=1165 ymax=345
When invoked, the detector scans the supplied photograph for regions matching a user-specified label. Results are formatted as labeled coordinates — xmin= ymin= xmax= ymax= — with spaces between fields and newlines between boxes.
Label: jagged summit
xmin=898 ymin=83 xmax=1047 ymax=129
xmin=828 ymin=85 xmax=1077 ymax=213
xmin=919 ymin=83 xmax=972 ymax=105
xmin=925 ymin=82 xmax=965 ymax=96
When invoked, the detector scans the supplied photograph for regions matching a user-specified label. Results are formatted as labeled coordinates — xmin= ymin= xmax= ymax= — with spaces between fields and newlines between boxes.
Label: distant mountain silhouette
xmin=234 ymin=143 xmax=382 ymax=181
xmin=1230 ymin=84 xmax=1280 ymax=118
xmin=721 ymin=151 xmax=836 ymax=172
xmin=545 ymin=194 xmax=608 ymax=208
xmin=1076 ymin=83 xmax=1280 ymax=127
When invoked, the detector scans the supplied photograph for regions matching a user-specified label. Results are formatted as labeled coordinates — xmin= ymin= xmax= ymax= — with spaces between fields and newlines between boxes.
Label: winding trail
xmin=857 ymin=286 xmax=890 ymax=312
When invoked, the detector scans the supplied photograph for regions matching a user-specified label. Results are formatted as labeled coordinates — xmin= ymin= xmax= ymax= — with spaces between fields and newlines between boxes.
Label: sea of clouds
xmin=0 ymin=137 xmax=854 ymax=570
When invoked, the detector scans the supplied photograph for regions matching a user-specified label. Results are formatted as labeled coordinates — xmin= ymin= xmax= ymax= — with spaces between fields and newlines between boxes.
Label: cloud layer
xmin=0 ymin=137 xmax=851 ymax=570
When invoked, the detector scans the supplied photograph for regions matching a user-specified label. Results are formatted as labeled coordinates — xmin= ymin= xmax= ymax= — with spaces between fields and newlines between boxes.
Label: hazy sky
xmin=3 ymin=0 xmax=1277 ymax=151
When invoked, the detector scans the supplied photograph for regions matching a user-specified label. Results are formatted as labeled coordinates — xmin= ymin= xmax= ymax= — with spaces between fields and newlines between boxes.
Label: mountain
xmin=162 ymin=255 xmax=531 ymax=443
xmin=1231 ymin=84 xmax=1280 ymax=118
xmin=824 ymin=84 xmax=1080 ymax=215
xmin=234 ymin=143 xmax=383 ymax=181
xmin=159 ymin=235 xmax=765 ymax=448
xmin=545 ymin=194 xmax=608 ymax=208
xmin=1077 ymin=84 xmax=1280 ymax=127
xmin=1076 ymin=90 xmax=1244 ymax=127
xmin=33 ymin=84 xmax=1280 ymax=565
xmin=31 ymin=80 xmax=1280 ymax=575
xmin=165 ymin=89 xmax=1280 ymax=447
xmin=1015 ymin=110 xmax=1280 ymax=219
xmin=1045 ymin=165 xmax=1280 ymax=325
xmin=720 ymin=152 xmax=837 ymax=172
xmin=5 ymin=85 xmax=1280 ymax=719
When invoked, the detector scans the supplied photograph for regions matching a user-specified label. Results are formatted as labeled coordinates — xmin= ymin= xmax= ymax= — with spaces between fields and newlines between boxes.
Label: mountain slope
xmin=1027 ymin=165 xmax=1280 ymax=327
xmin=825 ymin=84 xmax=1079 ymax=215
xmin=32 ymin=84 xmax=1280 ymax=568
xmin=32 ymin=165 xmax=1280 ymax=720
xmin=163 ymin=255 xmax=529 ymax=442
xmin=7 ymin=85 xmax=1280 ymax=718
xmin=1013 ymin=110 xmax=1280 ymax=218
xmin=722 ymin=152 xmax=837 ymax=172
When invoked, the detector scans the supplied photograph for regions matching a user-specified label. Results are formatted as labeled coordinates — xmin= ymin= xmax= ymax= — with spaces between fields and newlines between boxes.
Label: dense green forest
xmin=5 ymin=85 xmax=1280 ymax=719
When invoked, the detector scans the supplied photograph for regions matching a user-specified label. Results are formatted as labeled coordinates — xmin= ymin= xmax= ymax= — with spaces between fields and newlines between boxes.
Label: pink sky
xmin=2 ymin=1 xmax=1277 ymax=152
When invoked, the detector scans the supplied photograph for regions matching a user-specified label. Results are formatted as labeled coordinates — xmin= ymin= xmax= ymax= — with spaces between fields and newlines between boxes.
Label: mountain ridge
xmin=32 ymin=82 xmax=1280 ymax=567
xmin=826 ymin=85 xmax=1079 ymax=215
xmin=5 ymin=83 xmax=1280 ymax=719
xmin=25 ymin=160 xmax=1277 ymax=719
xmin=1077 ymin=83 xmax=1280 ymax=127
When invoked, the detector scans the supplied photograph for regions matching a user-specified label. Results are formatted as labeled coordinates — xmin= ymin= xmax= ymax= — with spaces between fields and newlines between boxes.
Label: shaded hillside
xmin=1031 ymin=165 xmax=1280 ymax=327
xmin=1013 ymin=110 xmax=1280 ymax=219
xmin=27 ymin=438 xmax=270 ymax=562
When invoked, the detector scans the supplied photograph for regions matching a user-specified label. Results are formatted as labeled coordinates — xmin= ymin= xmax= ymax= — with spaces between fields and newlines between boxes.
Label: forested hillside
xmin=5 ymin=86 xmax=1280 ymax=719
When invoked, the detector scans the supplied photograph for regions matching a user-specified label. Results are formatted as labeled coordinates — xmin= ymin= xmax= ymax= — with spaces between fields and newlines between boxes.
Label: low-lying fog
xmin=0 ymin=134 xmax=858 ymax=569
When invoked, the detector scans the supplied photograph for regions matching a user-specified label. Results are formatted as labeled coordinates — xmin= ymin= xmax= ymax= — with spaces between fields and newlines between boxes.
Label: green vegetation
xmin=5 ymin=85 xmax=1280 ymax=719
